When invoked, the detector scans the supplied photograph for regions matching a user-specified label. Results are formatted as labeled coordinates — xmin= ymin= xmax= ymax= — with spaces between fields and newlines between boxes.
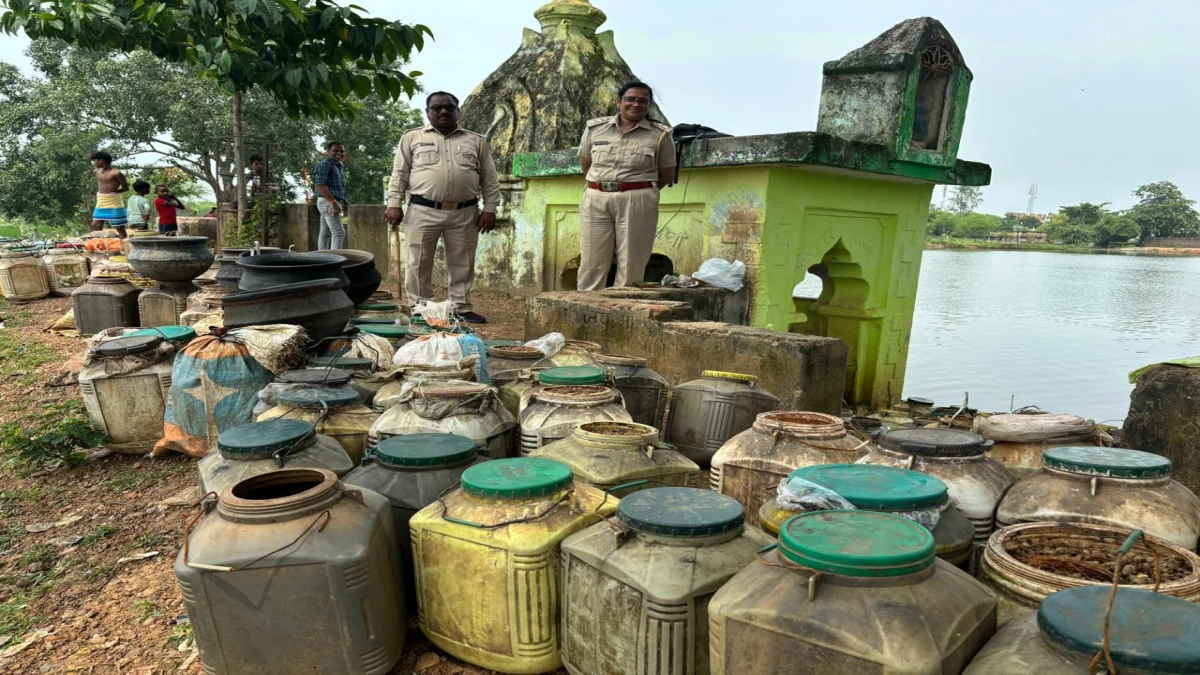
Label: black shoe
xmin=456 ymin=311 xmax=487 ymax=324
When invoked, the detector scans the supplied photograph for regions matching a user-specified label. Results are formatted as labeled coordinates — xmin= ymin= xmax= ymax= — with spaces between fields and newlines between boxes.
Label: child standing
xmin=127 ymin=181 xmax=153 ymax=231
xmin=154 ymin=185 xmax=185 ymax=235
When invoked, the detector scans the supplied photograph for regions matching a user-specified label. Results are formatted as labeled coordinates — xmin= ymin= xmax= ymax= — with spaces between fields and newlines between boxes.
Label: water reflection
xmin=902 ymin=251 xmax=1200 ymax=423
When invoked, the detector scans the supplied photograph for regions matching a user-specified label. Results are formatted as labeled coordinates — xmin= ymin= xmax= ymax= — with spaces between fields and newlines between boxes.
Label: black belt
xmin=410 ymin=195 xmax=479 ymax=211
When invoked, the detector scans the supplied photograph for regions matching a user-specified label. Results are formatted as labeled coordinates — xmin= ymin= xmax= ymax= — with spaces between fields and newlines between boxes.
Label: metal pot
xmin=215 ymin=248 xmax=284 ymax=291
xmin=125 ymin=236 xmax=214 ymax=283
xmin=235 ymin=252 xmax=349 ymax=291
xmin=222 ymin=278 xmax=354 ymax=343
xmin=320 ymin=249 xmax=382 ymax=306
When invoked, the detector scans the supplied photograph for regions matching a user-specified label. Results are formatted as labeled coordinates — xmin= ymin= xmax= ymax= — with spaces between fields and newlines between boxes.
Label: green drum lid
xmin=355 ymin=303 xmax=397 ymax=311
xmin=410 ymin=316 xmax=428 ymax=326
xmin=373 ymin=433 xmax=478 ymax=469
xmin=279 ymin=386 xmax=360 ymax=409
xmin=1039 ymin=586 xmax=1200 ymax=673
xmin=779 ymin=510 xmax=935 ymax=577
xmin=349 ymin=317 xmax=396 ymax=325
xmin=127 ymin=326 xmax=197 ymax=343
xmin=538 ymin=365 xmax=606 ymax=386
xmin=94 ymin=335 xmax=162 ymax=356
xmin=876 ymin=427 xmax=988 ymax=457
xmin=618 ymin=487 xmax=744 ymax=537
xmin=791 ymin=464 xmax=949 ymax=511
xmin=278 ymin=368 xmax=352 ymax=387
xmin=308 ymin=356 xmax=373 ymax=372
xmin=357 ymin=324 xmax=408 ymax=339
xmin=461 ymin=458 xmax=573 ymax=500
xmin=218 ymin=419 xmax=313 ymax=459
xmin=1043 ymin=446 xmax=1172 ymax=479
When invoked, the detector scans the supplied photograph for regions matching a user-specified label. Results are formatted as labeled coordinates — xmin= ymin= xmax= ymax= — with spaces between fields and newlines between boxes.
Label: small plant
xmin=132 ymin=599 xmax=163 ymax=623
xmin=82 ymin=563 xmax=115 ymax=583
xmin=0 ymin=525 xmax=23 ymax=551
xmin=0 ymin=400 xmax=106 ymax=475
xmin=0 ymin=597 xmax=34 ymax=637
xmin=167 ymin=620 xmax=194 ymax=648
xmin=81 ymin=526 xmax=119 ymax=546
xmin=135 ymin=533 xmax=166 ymax=549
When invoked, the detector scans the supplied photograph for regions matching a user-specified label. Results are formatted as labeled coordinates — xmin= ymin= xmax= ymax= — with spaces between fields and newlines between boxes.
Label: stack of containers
xmin=665 ymin=371 xmax=780 ymax=467
xmin=373 ymin=362 xmax=476 ymax=409
xmin=531 ymin=421 xmax=698 ymax=496
xmin=368 ymin=381 xmax=516 ymax=459
xmin=79 ymin=335 xmax=174 ymax=454
xmin=519 ymin=373 xmax=632 ymax=456
xmin=560 ymin=488 xmax=772 ymax=675
xmin=593 ymin=354 xmax=669 ymax=428
xmin=408 ymin=458 xmax=616 ymax=673
xmin=710 ymin=411 xmax=869 ymax=527
xmin=257 ymin=387 xmax=379 ymax=464
xmin=862 ymin=427 xmax=1015 ymax=544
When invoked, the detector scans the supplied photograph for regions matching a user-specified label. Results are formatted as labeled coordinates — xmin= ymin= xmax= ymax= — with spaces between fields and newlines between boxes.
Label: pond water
xmin=900 ymin=250 xmax=1200 ymax=424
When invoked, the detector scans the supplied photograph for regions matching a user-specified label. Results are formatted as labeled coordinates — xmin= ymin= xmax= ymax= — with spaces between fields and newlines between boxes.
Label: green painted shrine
xmin=505 ymin=15 xmax=990 ymax=409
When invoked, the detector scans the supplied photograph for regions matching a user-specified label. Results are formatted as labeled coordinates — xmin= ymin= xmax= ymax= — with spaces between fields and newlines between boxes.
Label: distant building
xmin=1004 ymin=212 xmax=1048 ymax=224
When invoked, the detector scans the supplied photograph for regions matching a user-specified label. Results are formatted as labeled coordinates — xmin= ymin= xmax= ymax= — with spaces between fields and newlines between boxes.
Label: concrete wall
xmin=277 ymin=204 xmax=321 ymax=252
xmin=526 ymin=291 xmax=848 ymax=414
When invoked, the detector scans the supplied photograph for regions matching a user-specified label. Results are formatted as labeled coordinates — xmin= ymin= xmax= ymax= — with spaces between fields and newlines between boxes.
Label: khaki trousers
xmin=577 ymin=187 xmax=659 ymax=291
xmin=403 ymin=204 xmax=480 ymax=311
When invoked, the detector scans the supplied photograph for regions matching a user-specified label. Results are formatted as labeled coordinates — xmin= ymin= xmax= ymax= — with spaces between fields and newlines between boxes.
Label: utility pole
xmin=1027 ymin=183 xmax=1038 ymax=215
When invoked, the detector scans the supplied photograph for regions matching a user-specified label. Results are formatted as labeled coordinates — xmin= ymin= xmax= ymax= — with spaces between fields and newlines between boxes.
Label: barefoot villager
xmin=385 ymin=91 xmax=500 ymax=324
xmin=90 ymin=151 xmax=130 ymax=239
xmin=577 ymin=81 xmax=676 ymax=290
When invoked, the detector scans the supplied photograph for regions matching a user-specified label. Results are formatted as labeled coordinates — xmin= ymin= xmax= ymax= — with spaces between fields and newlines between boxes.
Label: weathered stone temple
xmin=278 ymin=2 xmax=991 ymax=411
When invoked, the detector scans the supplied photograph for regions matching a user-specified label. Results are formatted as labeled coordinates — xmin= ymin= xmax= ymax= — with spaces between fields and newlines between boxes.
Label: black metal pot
xmin=320 ymin=249 xmax=382 ymax=306
xmin=235 ymin=252 xmax=349 ymax=291
xmin=222 ymin=279 xmax=354 ymax=343
xmin=215 ymin=247 xmax=284 ymax=291
xmin=125 ymin=236 xmax=214 ymax=283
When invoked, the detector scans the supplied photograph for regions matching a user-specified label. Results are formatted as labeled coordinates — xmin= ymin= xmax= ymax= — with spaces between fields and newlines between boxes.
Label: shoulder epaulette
xmin=585 ymin=116 xmax=612 ymax=128
xmin=650 ymin=120 xmax=673 ymax=133
xmin=458 ymin=128 xmax=485 ymax=137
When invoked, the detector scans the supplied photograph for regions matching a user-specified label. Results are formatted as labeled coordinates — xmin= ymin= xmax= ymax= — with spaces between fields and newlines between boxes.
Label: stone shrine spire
xmin=458 ymin=0 xmax=669 ymax=174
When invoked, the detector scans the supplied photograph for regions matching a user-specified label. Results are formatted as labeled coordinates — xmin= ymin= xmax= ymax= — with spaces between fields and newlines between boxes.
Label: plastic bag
xmin=412 ymin=299 xmax=456 ymax=329
xmin=253 ymin=381 xmax=360 ymax=417
xmin=775 ymin=476 xmax=857 ymax=512
xmin=524 ymin=332 xmax=565 ymax=359
xmin=322 ymin=331 xmax=395 ymax=370
xmin=393 ymin=332 xmax=465 ymax=366
xmin=691 ymin=258 xmax=746 ymax=292
xmin=457 ymin=333 xmax=490 ymax=385
xmin=660 ymin=274 xmax=700 ymax=289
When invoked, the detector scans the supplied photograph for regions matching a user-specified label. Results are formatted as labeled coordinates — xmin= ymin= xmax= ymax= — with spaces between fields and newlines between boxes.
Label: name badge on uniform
xmin=414 ymin=142 xmax=435 ymax=148
xmin=593 ymin=141 xmax=611 ymax=146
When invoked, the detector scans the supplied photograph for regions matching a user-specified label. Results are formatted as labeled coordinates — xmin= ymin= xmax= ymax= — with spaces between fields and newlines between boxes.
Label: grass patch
xmin=81 ymin=526 xmax=119 ymax=546
xmin=18 ymin=544 xmax=57 ymax=567
xmin=135 ymin=533 xmax=166 ymax=549
xmin=0 ymin=400 xmax=106 ymax=475
xmin=105 ymin=464 xmax=184 ymax=493
xmin=0 ymin=334 xmax=58 ymax=384
xmin=132 ymin=599 xmax=163 ymax=623
xmin=82 ymin=563 xmax=114 ymax=584
xmin=0 ymin=597 xmax=35 ymax=637
xmin=0 ymin=525 xmax=23 ymax=551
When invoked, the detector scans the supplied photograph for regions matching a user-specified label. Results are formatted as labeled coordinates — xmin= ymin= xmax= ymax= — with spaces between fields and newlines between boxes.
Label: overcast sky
xmin=1 ymin=0 xmax=1197 ymax=215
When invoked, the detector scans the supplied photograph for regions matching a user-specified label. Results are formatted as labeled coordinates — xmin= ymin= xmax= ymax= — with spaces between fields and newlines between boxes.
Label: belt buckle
xmin=439 ymin=201 xmax=454 ymax=211
xmin=601 ymin=182 xmax=619 ymax=192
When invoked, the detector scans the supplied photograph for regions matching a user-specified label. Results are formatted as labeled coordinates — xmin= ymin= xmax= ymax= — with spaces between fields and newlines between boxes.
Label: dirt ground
xmin=0 ymin=290 xmax=550 ymax=674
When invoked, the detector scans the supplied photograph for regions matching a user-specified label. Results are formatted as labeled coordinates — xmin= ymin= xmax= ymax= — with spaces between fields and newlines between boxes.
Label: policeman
xmin=577 ymin=81 xmax=676 ymax=290
xmin=385 ymin=91 xmax=500 ymax=324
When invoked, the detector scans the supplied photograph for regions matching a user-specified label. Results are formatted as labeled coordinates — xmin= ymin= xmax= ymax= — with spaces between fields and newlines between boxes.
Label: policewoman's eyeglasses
xmin=620 ymin=96 xmax=651 ymax=106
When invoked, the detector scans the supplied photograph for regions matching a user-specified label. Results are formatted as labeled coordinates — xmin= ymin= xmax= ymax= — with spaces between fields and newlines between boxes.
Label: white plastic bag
xmin=775 ymin=476 xmax=857 ymax=512
xmin=524 ymin=332 xmax=566 ymax=359
xmin=412 ymin=299 xmax=456 ymax=330
xmin=692 ymin=258 xmax=746 ymax=292
xmin=393 ymin=332 xmax=465 ymax=366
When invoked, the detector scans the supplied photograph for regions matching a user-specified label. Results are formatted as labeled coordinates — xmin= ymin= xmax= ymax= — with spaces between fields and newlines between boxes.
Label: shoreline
xmin=924 ymin=241 xmax=1200 ymax=257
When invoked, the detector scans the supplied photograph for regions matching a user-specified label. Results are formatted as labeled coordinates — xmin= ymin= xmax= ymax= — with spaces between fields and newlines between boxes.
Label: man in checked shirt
xmin=385 ymin=91 xmax=500 ymax=324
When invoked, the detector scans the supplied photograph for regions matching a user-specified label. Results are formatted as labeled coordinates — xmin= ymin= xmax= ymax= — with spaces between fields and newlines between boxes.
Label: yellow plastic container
xmin=530 ymin=421 xmax=698 ymax=496
xmin=409 ymin=458 xmax=617 ymax=674
xmin=256 ymin=387 xmax=379 ymax=464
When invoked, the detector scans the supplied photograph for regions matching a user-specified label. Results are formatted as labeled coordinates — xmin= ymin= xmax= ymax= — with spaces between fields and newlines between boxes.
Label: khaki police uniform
xmin=388 ymin=125 xmax=500 ymax=312
xmin=577 ymin=115 xmax=675 ymax=290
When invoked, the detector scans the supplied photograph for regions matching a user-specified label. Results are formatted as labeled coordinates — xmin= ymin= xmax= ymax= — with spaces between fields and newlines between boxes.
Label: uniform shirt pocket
xmin=632 ymin=147 xmax=657 ymax=170
xmin=454 ymin=144 xmax=478 ymax=168
xmin=414 ymin=148 xmax=440 ymax=167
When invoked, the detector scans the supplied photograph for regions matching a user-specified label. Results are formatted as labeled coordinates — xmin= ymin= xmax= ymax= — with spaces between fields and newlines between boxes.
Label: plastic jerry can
xmin=665 ymin=371 xmax=779 ymax=468
xmin=257 ymin=387 xmax=379 ymax=464
xmin=198 ymin=419 xmax=353 ymax=496
xmin=175 ymin=468 xmax=404 ymax=674
xmin=409 ymin=458 xmax=616 ymax=674
xmin=708 ymin=510 xmax=996 ymax=674
xmin=561 ymin=487 xmax=772 ymax=675
xmin=530 ymin=421 xmax=698 ymax=497
xmin=78 ymin=335 xmax=173 ymax=454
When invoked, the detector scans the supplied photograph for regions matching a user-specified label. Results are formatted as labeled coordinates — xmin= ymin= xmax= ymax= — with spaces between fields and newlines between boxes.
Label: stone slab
xmin=1124 ymin=365 xmax=1200 ymax=496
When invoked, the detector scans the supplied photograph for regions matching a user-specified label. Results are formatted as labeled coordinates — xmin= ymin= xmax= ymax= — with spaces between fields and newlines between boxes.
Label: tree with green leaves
xmin=1 ymin=0 xmax=430 ymax=239
xmin=1058 ymin=202 xmax=1109 ymax=227
xmin=1092 ymin=213 xmax=1140 ymax=247
xmin=946 ymin=185 xmax=984 ymax=216
xmin=1128 ymin=181 xmax=1200 ymax=243
xmin=953 ymin=212 xmax=1001 ymax=239
xmin=1043 ymin=214 xmax=1094 ymax=246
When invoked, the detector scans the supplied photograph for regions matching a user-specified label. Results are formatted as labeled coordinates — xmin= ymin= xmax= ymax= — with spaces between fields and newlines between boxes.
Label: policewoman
xmin=577 ymin=81 xmax=676 ymax=290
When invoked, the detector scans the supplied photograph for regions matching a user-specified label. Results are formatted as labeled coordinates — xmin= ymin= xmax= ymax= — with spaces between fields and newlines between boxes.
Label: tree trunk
xmin=232 ymin=91 xmax=246 ymax=250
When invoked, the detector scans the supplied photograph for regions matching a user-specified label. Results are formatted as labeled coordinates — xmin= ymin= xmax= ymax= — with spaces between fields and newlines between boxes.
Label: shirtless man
xmin=90 ymin=151 xmax=130 ymax=238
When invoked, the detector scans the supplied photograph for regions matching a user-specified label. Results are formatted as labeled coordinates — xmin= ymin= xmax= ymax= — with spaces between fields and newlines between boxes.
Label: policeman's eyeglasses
xmin=429 ymin=104 xmax=458 ymax=112
xmin=621 ymin=96 xmax=651 ymax=106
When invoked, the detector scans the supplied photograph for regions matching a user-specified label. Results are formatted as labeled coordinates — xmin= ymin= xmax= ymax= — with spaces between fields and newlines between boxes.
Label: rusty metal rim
xmin=753 ymin=411 xmax=846 ymax=440
xmin=983 ymin=522 xmax=1200 ymax=600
